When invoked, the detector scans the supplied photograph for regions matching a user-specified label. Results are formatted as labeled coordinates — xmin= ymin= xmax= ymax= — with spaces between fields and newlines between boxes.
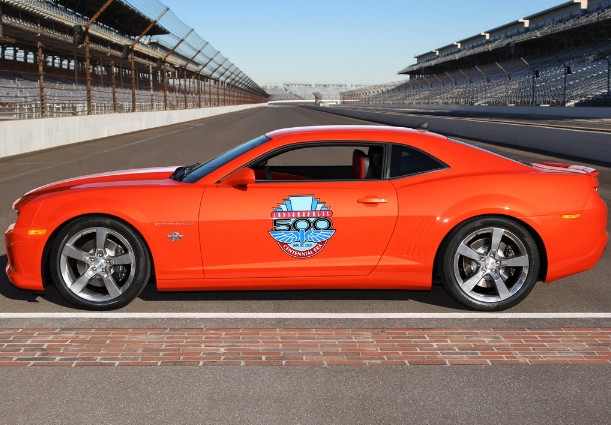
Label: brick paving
xmin=0 ymin=328 xmax=609 ymax=366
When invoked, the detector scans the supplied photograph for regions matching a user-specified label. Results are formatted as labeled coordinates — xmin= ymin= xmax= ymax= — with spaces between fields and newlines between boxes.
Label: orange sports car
xmin=5 ymin=126 xmax=608 ymax=310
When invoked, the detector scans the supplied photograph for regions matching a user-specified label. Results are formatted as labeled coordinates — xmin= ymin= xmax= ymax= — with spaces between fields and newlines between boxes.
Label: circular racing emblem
xmin=269 ymin=195 xmax=335 ymax=258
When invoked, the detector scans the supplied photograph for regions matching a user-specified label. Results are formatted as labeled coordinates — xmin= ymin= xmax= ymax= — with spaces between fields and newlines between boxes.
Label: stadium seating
xmin=282 ymin=84 xmax=367 ymax=102
xmin=342 ymin=44 xmax=611 ymax=107
xmin=262 ymin=86 xmax=304 ymax=101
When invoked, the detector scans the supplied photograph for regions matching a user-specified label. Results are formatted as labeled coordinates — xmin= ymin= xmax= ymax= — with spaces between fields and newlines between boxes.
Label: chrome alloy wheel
xmin=452 ymin=226 xmax=530 ymax=303
xmin=59 ymin=226 xmax=137 ymax=302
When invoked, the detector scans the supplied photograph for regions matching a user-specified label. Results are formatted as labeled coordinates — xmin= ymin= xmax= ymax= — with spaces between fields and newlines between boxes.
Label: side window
xmin=252 ymin=143 xmax=385 ymax=181
xmin=390 ymin=144 xmax=445 ymax=178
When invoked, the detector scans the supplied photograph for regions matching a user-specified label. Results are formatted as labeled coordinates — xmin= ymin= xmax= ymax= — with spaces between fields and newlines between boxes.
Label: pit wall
xmin=0 ymin=104 xmax=263 ymax=158
xmin=306 ymin=104 xmax=611 ymax=166
xmin=335 ymin=104 xmax=611 ymax=119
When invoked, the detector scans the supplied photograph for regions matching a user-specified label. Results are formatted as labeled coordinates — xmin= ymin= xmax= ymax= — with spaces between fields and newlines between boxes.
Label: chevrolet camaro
xmin=5 ymin=126 xmax=608 ymax=310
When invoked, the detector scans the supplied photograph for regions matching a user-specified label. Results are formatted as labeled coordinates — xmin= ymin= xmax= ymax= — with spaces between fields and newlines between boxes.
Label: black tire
xmin=49 ymin=216 xmax=150 ymax=310
xmin=439 ymin=217 xmax=540 ymax=311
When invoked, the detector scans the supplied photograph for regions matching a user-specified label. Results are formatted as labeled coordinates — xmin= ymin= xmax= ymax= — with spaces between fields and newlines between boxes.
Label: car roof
xmin=265 ymin=125 xmax=441 ymax=140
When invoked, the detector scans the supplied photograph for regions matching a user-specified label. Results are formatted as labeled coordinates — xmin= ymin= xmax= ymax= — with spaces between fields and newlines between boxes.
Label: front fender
xmin=32 ymin=185 xmax=205 ymax=282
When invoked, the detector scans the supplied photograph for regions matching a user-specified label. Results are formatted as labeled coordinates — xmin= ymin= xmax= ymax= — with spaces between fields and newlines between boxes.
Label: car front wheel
xmin=49 ymin=216 xmax=150 ymax=310
xmin=440 ymin=217 xmax=540 ymax=311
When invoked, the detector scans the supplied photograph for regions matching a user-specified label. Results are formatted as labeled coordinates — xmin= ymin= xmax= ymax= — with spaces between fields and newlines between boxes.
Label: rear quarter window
xmin=390 ymin=144 xmax=446 ymax=178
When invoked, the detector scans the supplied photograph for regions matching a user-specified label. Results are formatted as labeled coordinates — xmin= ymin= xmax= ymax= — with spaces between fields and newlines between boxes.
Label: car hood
xmin=15 ymin=167 xmax=177 ymax=208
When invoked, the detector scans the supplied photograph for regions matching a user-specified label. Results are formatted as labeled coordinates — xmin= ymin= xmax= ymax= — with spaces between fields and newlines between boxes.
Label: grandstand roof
xmin=52 ymin=0 xmax=169 ymax=36
xmin=484 ymin=20 xmax=526 ymax=35
xmin=523 ymin=1 xmax=576 ymax=20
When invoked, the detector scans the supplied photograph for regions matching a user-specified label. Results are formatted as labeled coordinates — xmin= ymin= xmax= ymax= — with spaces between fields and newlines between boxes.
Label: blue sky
xmin=161 ymin=0 xmax=563 ymax=85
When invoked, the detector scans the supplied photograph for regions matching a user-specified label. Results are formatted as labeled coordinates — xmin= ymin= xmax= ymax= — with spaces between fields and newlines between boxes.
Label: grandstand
xmin=341 ymin=0 xmax=611 ymax=107
xmin=0 ymin=0 xmax=267 ymax=119
xmin=262 ymin=83 xmax=370 ymax=104
xmin=283 ymin=83 xmax=368 ymax=102
xmin=261 ymin=85 xmax=304 ymax=101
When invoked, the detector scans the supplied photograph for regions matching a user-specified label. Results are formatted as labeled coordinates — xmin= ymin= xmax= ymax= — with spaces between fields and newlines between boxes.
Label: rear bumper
xmin=5 ymin=222 xmax=46 ymax=291
xmin=531 ymin=193 xmax=608 ymax=282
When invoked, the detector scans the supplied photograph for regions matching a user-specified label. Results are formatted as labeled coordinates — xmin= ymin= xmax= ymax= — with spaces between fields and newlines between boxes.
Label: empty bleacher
xmin=342 ymin=45 xmax=611 ymax=107
xmin=283 ymin=84 xmax=368 ymax=102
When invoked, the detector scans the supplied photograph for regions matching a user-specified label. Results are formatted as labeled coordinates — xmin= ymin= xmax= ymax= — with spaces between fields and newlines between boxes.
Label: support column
xmin=177 ymin=69 xmax=181 ymax=108
xmin=163 ymin=64 xmax=168 ymax=110
xmin=183 ymin=67 xmax=188 ymax=108
xmin=203 ymin=77 xmax=207 ymax=107
xmin=85 ymin=31 xmax=93 ymax=114
xmin=208 ymin=79 xmax=212 ymax=107
xmin=37 ymin=42 xmax=46 ymax=117
xmin=110 ymin=61 xmax=117 ymax=112
xmin=197 ymin=75 xmax=202 ymax=108
xmin=149 ymin=63 xmax=154 ymax=111
xmin=130 ymin=50 xmax=137 ymax=112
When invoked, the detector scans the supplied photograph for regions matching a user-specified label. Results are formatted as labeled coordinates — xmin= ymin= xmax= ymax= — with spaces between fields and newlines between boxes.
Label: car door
xmin=199 ymin=142 xmax=398 ymax=278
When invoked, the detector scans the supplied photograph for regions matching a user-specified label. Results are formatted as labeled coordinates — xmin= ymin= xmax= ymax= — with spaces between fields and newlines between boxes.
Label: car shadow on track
xmin=137 ymin=279 xmax=469 ymax=310
xmin=0 ymin=255 xmax=78 ymax=309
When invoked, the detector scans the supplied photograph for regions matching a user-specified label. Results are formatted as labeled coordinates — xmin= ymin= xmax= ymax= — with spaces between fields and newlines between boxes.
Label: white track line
xmin=1 ymin=312 xmax=610 ymax=319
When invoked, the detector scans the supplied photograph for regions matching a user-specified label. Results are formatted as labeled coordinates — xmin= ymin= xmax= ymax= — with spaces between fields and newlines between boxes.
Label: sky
xmin=161 ymin=0 xmax=563 ymax=86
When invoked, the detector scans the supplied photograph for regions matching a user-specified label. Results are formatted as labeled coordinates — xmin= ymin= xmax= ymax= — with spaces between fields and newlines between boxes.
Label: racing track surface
xmin=0 ymin=105 xmax=610 ymax=424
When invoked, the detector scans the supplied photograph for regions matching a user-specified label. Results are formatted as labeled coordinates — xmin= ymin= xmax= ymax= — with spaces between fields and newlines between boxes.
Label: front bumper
xmin=5 ymin=222 xmax=46 ymax=291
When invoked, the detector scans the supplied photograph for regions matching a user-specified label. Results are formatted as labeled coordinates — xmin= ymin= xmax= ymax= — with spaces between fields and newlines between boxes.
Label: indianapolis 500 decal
xmin=269 ymin=195 xmax=335 ymax=258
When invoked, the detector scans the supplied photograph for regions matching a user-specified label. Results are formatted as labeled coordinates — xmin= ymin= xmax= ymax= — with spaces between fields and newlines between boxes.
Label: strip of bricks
xmin=0 ymin=328 xmax=609 ymax=366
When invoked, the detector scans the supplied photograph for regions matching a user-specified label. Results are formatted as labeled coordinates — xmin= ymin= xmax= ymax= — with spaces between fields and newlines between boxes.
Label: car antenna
xmin=414 ymin=122 xmax=428 ymax=131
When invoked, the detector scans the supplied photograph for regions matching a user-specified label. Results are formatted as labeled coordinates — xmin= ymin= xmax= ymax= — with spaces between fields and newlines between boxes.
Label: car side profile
xmin=5 ymin=125 xmax=608 ymax=310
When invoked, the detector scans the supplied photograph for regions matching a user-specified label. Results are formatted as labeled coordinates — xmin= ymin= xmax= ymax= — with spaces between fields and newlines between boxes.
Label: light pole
xmin=531 ymin=70 xmax=539 ymax=106
xmin=562 ymin=64 xmax=572 ymax=106
xmin=604 ymin=56 xmax=610 ymax=97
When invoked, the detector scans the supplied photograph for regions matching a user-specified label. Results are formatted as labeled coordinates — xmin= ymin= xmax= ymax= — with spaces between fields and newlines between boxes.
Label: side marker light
xmin=27 ymin=229 xmax=47 ymax=235
xmin=561 ymin=214 xmax=581 ymax=219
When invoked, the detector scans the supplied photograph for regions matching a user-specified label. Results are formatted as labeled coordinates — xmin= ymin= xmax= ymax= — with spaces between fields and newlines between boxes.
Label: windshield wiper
xmin=170 ymin=163 xmax=201 ymax=181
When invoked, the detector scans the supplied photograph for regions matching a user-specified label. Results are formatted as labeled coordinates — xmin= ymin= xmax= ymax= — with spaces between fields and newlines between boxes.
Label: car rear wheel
xmin=50 ymin=216 xmax=150 ymax=310
xmin=440 ymin=217 xmax=540 ymax=311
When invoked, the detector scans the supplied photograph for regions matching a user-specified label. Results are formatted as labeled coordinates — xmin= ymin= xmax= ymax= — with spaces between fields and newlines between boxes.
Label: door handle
xmin=357 ymin=196 xmax=388 ymax=204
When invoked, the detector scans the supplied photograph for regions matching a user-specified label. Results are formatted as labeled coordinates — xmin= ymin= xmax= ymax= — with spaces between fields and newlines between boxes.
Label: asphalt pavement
xmin=2 ymin=366 xmax=610 ymax=425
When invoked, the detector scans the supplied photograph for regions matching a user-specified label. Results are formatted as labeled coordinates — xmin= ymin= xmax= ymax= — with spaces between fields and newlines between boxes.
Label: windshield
xmin=182 ymin=135 xmax=271 ymax=183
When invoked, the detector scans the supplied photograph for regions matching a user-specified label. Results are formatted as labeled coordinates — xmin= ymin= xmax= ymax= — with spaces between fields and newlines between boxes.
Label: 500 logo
xmin=269 ymin=195 xmax=336 ymax=258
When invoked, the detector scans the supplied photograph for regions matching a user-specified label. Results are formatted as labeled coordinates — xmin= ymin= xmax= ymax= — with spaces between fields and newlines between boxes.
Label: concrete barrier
xmin=306 ymin=105 xmax=611 ymax=166
xmin=0 ymin=104 xmax=263 ymax=158
xmin=338 ymin=103 xmax=611 ymax=119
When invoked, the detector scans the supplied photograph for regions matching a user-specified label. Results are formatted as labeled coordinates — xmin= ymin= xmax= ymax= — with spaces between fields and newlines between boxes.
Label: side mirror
xmin=219 ymin=167 xmax=255 ymax=188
